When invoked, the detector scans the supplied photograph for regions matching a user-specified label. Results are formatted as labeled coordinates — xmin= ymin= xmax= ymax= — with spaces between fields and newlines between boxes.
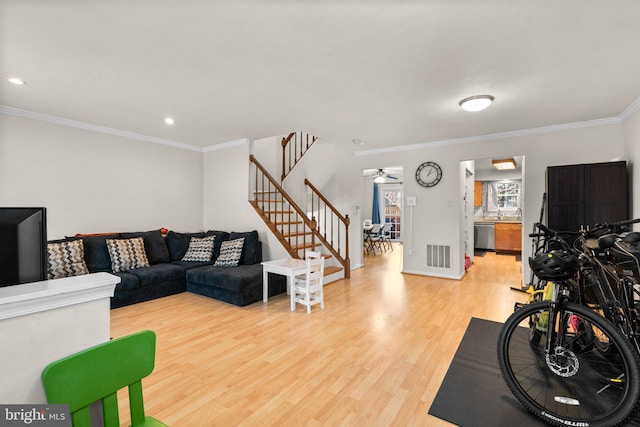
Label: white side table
xmin=261 ymin=258 xmax=307 ymax=310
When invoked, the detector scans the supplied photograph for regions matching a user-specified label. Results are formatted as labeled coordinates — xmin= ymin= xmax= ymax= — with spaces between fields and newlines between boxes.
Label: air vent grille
xmin=426 ymin=244 xmax=451 ymax=269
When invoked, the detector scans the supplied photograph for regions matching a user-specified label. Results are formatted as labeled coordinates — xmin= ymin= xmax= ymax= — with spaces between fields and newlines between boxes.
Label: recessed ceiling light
xmin=352 ymin=139 xmax=365 ymax=145
xmin=164 ymin=117 xmax=175 ymax=126
xmin=7 ymin=77 xmax=27 ymax=85
xmin=459 ymin=95 xmax=494 ymax=112
xmin=492 ymin=158 xmax=516 ymax=170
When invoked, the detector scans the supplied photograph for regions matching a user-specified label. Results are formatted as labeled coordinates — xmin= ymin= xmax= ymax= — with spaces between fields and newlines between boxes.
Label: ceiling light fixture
xmin=459 ymin=95 xmax=494 ymax=112
xmin=7 ymin=77 xmax=27 ymax=85
xmin=164 ymin=117 xmax=175 ymax=126
xmin=352 ymin=138 xmax=364 ymax=145
xmin=492 ymin=158 xmax=516 ymax=170
xmin=374 ymin=175 xmax=385 ymax=183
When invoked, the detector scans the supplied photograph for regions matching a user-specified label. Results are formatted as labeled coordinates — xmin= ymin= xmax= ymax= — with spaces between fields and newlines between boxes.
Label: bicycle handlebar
xmin=533 ymin=219 xmax=640 ymax=238
xmin=535 ymin=222 xmax=554 ymax=236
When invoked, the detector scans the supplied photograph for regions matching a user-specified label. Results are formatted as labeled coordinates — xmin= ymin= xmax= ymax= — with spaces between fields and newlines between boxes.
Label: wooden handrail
xmin=251 ymin=154 xmax=349 ymax=278
xmin=250 ymin=155 xmax=317 ymax=259
xmin=304 ymin=179 xmax=350 ymax=225
xmin=281 ymin=132 xmax=317 ymax=182
xmin=281 ymin=132 xmax=295 ymax=147
xmin=250 ymin=155 xmax=313 ymax=228
xmin=304 ymin=178 xmax=351 ymax=279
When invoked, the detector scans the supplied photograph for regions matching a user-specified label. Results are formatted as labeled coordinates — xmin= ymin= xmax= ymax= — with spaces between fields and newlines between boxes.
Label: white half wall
xmin=0 ymin=114 xmax=203 ymax=238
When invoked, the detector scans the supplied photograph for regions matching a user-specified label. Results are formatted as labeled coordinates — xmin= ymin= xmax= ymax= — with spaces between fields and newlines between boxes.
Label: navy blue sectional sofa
xmin=67 ymin=229 xmax=286 ymax=308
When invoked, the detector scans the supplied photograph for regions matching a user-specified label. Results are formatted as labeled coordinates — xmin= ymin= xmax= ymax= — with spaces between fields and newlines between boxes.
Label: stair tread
xmin=291 ymin=242 xmax=322 ymax=250
xmin=263 ymin=210 xmax=294 ymax=214
xmin=282 ymin=231 xmax=313 ymax=238
xmin=324 ymin=266 xmax=342 ymax=275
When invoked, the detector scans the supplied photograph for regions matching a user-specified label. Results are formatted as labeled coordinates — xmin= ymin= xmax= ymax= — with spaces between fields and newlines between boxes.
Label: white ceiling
xmin=2 ymin=1 xmax=640 ymax=153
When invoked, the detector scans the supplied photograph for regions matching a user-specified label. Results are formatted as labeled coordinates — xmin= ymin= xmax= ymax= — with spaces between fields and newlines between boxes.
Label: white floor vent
xmin=426 ymin=244 xmax=451 ymax=269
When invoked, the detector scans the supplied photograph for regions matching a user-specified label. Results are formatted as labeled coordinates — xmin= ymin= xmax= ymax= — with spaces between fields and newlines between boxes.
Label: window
xmin=378 ymin=185 xmax=403 ymax=241
xmin=496 ymin=182 xmax=520 ymax=209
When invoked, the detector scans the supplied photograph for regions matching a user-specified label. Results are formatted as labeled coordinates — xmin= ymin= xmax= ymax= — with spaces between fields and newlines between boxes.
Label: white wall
xmin=0 ymin=114 xmax=203 ymax=239
xmin=2 ymin=109 xmax=632 ymax=282
xmin=461 ymin=160 xmax=475 ymax=264
xmin=251 ymin=135 xmax=281 ymax=180
xmin=624 ymin=108 xmax=640 ymax=219
xmin=351 ymin=123 xmax=625 ymax=282
xmin=202 ymin=142 xmax=289 ymax=261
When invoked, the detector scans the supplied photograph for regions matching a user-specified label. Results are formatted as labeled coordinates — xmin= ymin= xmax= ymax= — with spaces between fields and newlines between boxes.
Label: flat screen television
xmin=0 ymin=207 xmax=48 ymax=287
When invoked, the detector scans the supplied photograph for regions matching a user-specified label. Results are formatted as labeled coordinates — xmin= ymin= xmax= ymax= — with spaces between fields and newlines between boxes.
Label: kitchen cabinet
xmin=547 ymin=161 xmax=627 ymax=232
xmin=495 ymin=222 xmax=522 ymax=252
xmin=474 ymin=181 xmax=482 ymax=207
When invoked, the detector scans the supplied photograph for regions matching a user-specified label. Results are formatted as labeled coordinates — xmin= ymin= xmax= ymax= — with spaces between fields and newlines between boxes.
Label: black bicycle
xmin=497 ymin=221 xmax=640 ymax=426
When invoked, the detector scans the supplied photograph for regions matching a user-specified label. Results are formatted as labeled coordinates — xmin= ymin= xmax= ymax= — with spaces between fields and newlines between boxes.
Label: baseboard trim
xmin=401 ymin=269 xmax=465 ymax=280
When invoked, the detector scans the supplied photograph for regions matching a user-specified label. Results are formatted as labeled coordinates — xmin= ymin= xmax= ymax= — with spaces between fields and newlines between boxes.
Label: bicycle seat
xmin=597 ymin=234 xmax=617 ymax=250
xmin=622 ymin=232 xmax=640 ymax=244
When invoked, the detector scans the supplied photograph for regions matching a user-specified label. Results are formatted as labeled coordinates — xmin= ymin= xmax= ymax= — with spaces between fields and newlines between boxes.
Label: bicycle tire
xmin=497 ymin=300 xmax=640 ymax=427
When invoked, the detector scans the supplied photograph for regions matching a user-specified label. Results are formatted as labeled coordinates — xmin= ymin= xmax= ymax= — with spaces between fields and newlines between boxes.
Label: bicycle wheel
xmin=497 ymin=300 xmax=640 ymax=427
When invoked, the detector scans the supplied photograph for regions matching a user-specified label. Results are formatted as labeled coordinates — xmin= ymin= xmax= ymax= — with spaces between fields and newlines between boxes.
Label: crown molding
xmin=620 ymin=95 xmax=640 ymax=121
xmin=0 ymin=105 xmax=204 ymax=152
xmin=203 ymin=138 xmax=249 ymax=152
xmin=354 ymin=116 xmax=622 ymax=157
xmin=4 ymin=98 xmax=639 ymax=157
xmin=0 ymin=105 xmax=251 ymax=153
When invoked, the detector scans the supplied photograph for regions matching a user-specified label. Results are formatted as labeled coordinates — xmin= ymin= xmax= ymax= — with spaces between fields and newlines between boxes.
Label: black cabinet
xmin=547 ymin=161 xmax=628 ymax=232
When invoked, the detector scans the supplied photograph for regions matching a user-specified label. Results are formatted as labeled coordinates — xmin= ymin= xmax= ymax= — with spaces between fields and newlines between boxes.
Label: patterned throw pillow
xmin=214 ymin=237 xmax=245 ymax=267
xmin=47 ymin=240 xmax=89 ymax=279
xmin=106 ymin=237 xmax=150 ymax=273
xmin=182 ymin=235 xmax=215 ymax=262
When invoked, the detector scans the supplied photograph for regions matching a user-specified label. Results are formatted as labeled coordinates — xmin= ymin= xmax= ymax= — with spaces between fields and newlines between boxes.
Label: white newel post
xmin=0 ymin=273 xmax=119 ymax=403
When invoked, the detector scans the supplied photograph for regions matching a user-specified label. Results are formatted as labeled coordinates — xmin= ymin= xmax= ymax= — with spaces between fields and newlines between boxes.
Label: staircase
xmin=281 ymin=132 xmax=317 ymax=182
xmin=304 ymin=178 xmax=351 ymax=276
xmin=249 ymin=154 xmax=350 ymax=279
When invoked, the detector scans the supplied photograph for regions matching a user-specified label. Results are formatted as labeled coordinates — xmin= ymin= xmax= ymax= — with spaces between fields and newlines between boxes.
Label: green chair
xmin=41 ymin=330 xmax=167 ymax=427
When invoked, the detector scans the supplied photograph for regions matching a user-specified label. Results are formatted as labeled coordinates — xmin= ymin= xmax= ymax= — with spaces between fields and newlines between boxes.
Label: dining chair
xmin=381 ymin=223 xmax=393 ymax=251
xmin=366 ymin=223 xmax=384 ymax=254
xmin=41 ymin=330 xmax=167 ymax=427
xmin=293 ymin=250 xmax=325 ymax=313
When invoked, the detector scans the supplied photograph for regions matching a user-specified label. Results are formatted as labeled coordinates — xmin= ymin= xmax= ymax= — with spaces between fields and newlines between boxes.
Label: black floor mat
xmin=429 ymin=318 xmax=543 ymax=426
xmin=428 ymin=317 xmax=640 ymax=426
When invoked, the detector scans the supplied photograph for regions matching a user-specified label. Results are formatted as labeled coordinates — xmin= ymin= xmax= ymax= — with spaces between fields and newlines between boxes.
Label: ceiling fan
xmin=364 ymin=168 xmax=400 ymax=182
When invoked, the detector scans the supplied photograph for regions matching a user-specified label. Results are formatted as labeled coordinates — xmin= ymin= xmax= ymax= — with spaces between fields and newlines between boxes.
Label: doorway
xmin=380 ymin=184 xmax=403 ymax=241
xmin=362 ymin=167 xmax=404 ymax=266
xmin=464 ymin=156 xmax=525 ymax=283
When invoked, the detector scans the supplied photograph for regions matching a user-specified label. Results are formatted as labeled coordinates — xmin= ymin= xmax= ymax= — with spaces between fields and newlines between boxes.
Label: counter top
xmin=0 ymin=272 xmax=119 ymax=320
xmin=474 ymin=219 xmax=522 ymax=224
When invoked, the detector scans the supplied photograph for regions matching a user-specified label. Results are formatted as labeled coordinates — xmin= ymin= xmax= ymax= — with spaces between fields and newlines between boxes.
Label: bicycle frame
xmin=539 ymin=280 xmax=581 ymax=358
xmin=528 ymin=219 xmax=640 ymax=355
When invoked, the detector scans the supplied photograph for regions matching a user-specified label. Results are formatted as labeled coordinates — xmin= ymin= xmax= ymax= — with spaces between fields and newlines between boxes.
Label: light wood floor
xmin=111 ymin=245 xmax=528 ymax=426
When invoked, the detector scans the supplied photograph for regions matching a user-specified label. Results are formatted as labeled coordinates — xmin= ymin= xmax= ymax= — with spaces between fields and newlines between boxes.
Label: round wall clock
xmin=415 ymin=161 xmax=442 ymax=188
